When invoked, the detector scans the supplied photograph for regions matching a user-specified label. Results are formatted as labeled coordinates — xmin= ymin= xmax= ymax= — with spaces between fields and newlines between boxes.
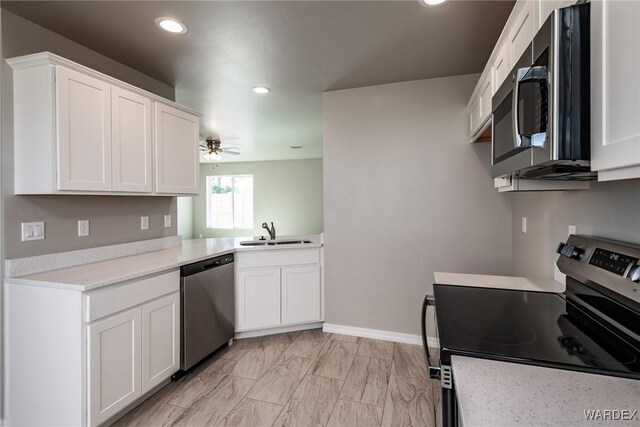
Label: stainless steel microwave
xmin=491 ymin=3 xmax=594 ymax=180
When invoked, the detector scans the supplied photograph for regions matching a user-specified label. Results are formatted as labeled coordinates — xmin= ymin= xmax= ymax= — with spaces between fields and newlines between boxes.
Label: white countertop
xmin=452 ymin=355 xmax=640 ymax=426
xmin=434 ymin=272 xmax=565 ymax=293
xmin=7 ymin=235 xmax=322 ymax=292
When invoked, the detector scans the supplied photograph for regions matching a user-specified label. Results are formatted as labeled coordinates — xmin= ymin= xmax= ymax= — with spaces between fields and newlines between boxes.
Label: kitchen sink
xmin=239 ymin=239 xmax=312 ymax=246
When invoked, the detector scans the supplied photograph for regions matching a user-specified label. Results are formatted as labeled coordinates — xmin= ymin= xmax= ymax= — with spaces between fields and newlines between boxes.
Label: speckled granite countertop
xmin=434 ymin=272 xmax=565 ymax=293
xmin=452 ymin=355 xmax=640 ymax=426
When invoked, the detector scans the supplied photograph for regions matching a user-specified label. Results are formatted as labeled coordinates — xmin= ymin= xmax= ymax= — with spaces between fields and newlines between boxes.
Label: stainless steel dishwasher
xmin=178 ymin=253 xmax=235 ymax=373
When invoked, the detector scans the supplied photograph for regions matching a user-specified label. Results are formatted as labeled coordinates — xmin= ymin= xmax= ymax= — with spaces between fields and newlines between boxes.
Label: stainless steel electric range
xmin=422 ymin=235 xmax=640 ymax=427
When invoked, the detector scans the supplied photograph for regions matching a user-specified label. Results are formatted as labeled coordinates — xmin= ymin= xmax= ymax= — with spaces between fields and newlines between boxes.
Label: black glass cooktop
xmin=433 ymin=284 xmax=640 ymax=379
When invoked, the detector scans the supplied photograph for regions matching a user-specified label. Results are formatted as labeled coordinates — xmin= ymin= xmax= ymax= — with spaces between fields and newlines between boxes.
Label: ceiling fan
xmin=198 ymin=137 xmax=241 ymax=161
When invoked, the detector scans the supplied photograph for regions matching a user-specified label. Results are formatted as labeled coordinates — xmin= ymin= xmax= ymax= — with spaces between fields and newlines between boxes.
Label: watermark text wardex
xmin=584 ymin=409 xmax=638 ymax=421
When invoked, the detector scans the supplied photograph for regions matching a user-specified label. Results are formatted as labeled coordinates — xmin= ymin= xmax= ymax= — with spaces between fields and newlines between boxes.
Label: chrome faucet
xmin=262 ymin=222 xmax=276 ymax=240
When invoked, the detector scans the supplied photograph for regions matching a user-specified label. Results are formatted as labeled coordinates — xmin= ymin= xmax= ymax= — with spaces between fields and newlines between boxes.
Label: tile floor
xmin=114 ymin=329 xmax=442 ymax=427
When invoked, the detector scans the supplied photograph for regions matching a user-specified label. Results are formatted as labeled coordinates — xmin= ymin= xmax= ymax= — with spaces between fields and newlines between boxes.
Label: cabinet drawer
xmin=236 ymin=249 xmax=320 ymax=269
xmin=85 ymin=270 xmax=179 ymax=322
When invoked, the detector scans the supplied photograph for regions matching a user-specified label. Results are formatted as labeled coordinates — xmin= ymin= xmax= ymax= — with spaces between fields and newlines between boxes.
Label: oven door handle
xmin=421 ymin=294 xmax=441 ymax=380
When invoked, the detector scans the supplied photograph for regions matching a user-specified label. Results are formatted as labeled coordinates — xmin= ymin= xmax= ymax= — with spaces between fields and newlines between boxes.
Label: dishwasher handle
xmin=181 ymin=253 xmax=234 ymax=277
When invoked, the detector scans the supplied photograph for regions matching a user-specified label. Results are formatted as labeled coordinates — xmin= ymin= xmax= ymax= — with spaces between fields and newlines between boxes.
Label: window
xmin=206 ymin=175 xmax=254 ymax=229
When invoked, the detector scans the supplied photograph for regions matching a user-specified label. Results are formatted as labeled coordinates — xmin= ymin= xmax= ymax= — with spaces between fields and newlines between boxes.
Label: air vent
xmin=290 ymin=145 xmax=303 ymax=149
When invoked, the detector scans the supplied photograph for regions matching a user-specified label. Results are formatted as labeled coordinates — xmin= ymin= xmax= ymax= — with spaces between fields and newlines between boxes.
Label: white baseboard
xmin=323 ymin=323 xmax=438 ymax=348
xmin=235 ymin=322 xmax=324 ymax=339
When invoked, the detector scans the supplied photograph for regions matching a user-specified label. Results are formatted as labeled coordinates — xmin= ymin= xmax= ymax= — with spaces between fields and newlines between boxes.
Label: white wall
xmin=323 ymin=74 xmax=513 ymax=336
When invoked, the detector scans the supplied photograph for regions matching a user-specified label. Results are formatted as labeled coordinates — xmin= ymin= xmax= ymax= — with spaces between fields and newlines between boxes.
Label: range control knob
xmin=628 ymin=265 xmax=640 ymax=283
xmin=556 ymin=243 xmax=584 ymax=260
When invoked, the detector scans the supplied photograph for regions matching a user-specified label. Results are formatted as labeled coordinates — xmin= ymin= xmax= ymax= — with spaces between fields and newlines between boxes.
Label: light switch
xmin=568 ymin=225 xmax=576 ymax=236
xmin=164 ymin=215 xmax=172 ymax=228
xmin=521 ymin=217 xmax=527 ymax=234
xmin=21 ymin=221 xmax=45 ymax=242
xmin=141 ymin=216 xmax=149 ymax=230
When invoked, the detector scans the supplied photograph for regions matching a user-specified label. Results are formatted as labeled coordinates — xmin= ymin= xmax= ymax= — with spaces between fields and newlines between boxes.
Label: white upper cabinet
xmin=508 ymin=0 xmax=534 ymax=65
xmin=7 ymin=52 xmax=201 ymax=195
xmin=591 ymin=0 xmax=640 ymax=181
xmin=154 ymin=103 xmax=200 ymax=194
xmin=469 ymin=74 xmax=493 ymax=140
xmin=469 ymin=96 xmax=481 ymax=138
xmin=492 ymin=42 xmax=511 ymax=94
xmin=56 ymin=66 xmax=112 ymax=192
xmin=112 ymin=86 xmax=153 ymax=193
xmin=478 ymin=75 xmax=493 ymax=126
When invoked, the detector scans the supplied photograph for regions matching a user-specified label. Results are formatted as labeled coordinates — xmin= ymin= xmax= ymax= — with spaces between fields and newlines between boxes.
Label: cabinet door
xmin=88 ymin=308 xmax=141 ymax=426
xmin=141 ymin=292 xmax=179 ymax=393
xmin=236 ymin=268 xmax=281 ymax=330
xmin=154 ymin=102 xmax=199 ymax=194
xmin=281 ymin=265 xmax=321 ymax=325
xmin=492 ymin=42 xmax=511 ymax=95
xmin=508 ymin=1 xmax=534 ymax=65
xmin=56 ymin=66 xmax=112 ymax=191
xmin=112 ymin=86 xmax=153 ymax=193
xmin=478 ymin=76 xmax=493 ymax=126
xmin=591 ymin=0 xmax=640 ymax=180
xmin=469 ymin=96 xmax=481 ymax=137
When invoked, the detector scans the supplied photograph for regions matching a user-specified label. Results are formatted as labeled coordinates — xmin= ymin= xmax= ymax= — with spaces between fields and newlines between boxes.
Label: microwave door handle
xmin=421 ymin=294 xmax=441 ymax=380
xmin=512 ymin=68 xmax=527 ymax=148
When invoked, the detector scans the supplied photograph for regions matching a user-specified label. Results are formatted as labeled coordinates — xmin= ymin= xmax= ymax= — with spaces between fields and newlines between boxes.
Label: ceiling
xmin=2 ymin=0 xmax=514 ymax=163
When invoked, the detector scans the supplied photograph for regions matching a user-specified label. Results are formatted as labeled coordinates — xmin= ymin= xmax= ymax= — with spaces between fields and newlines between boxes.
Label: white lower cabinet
xmin=236 ymin=268 xmax=282 ymax=330
xmin=235 ymin=248 xmax=323 ymax=332
xmin=141 ymin=293 xmax=180 ymax=393
xmin=87 ymin=289 xmax=180 ymax=426
xmin=88 ymin=308 xmax=142 ymax=426
xmin=282 ymin=266 xmax=322 ymax=325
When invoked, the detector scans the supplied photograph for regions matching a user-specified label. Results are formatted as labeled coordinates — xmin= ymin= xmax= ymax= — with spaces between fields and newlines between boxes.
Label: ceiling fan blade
xmin=223 ymin=149 xmax=241 ymax=155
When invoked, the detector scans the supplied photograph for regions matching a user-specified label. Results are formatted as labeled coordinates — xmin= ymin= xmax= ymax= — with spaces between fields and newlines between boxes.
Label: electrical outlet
xmin=78 ymin=219 xmax=89 ymax=237
xmin=21 ymin=221 xmax=45 ymax=242
xmin=521 ymin=217 xmax=527 ymax=234
xmin=568 ymin=225 xmax=576 ymax=236
xmin=164 ymin=215 xmax=172 ymax=228
xmin=141 ymin=216 xmax=149 ymax=230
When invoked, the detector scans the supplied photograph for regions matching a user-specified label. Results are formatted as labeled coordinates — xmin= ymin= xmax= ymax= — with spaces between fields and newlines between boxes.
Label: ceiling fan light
xmin=213 ymin=152 xmax=223 ymax=161
xmin=203 ymin=152 xmax=212 ymax=161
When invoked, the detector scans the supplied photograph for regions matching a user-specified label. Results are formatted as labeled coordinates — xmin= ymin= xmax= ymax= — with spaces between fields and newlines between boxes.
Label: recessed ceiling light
xmin=251 ymin=86 xmax=271 ymax=94
xmin=290 ymin=145 xmax=303 ymax=149
xmin=155 ymin=17 xmax=187 ymax=34
xmin=420 ymin=0 xmax=449 ymax=6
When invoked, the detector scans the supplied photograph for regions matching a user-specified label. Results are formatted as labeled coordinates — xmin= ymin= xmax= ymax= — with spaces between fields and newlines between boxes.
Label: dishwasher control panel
xmin=180 ymin=253 xmax=234 ymax=277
